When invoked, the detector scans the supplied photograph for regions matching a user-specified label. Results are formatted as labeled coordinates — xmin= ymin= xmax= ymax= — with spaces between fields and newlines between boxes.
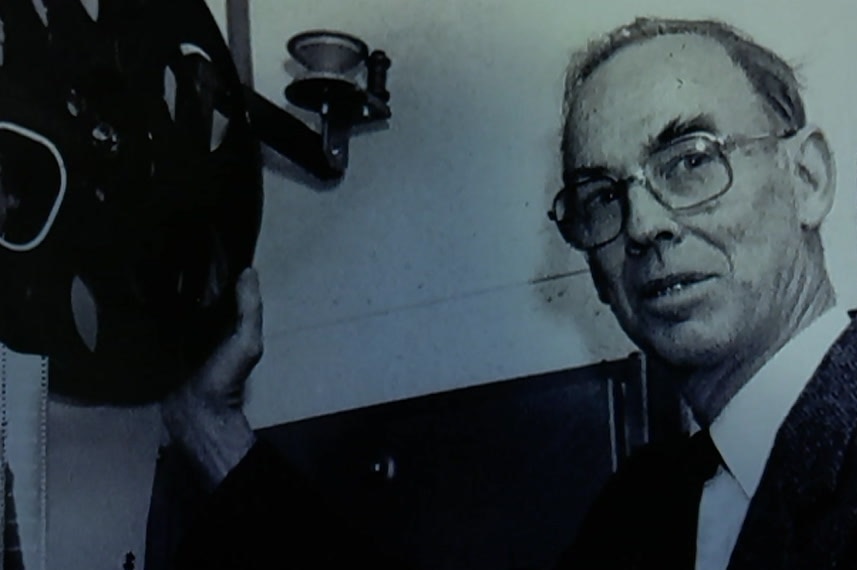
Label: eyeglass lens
xmin=559 ymin=135 xmax=731 ymax=248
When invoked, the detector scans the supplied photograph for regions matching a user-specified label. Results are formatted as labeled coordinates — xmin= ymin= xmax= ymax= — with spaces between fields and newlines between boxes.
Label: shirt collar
xmin=708 ymin=307 xmax=849 ymax=498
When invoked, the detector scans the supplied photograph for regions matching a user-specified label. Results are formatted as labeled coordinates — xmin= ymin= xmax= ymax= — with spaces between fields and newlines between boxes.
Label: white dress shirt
xmin=693 ymin=307 xmax=850 ymax=570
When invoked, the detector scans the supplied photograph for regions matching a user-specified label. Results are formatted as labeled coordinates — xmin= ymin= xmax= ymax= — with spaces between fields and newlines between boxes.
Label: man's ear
xmin=789 ymin=125 xmax=835 ymax=230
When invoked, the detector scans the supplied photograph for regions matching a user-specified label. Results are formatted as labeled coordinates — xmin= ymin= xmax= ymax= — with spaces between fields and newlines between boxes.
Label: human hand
xmin=161 ymin=267 xmax=263 ymax=489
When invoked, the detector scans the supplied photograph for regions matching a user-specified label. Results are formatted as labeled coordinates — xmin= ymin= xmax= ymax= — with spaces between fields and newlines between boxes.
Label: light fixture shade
xmin=287 ymin=30 xmax=369 ymax=74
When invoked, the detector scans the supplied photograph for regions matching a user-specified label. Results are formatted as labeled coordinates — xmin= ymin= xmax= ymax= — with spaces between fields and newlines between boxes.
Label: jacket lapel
xmin=728 ymin=315 xmax=857 ymax=569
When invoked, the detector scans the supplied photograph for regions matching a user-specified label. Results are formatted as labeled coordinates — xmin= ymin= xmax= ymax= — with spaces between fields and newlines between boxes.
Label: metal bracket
xmin=243 ymin=30 xmax=391 ymax=181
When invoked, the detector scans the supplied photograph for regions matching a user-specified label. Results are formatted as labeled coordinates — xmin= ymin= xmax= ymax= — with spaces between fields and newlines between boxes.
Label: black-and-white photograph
xmin=1 ymin=0 xmax=856 ymax=569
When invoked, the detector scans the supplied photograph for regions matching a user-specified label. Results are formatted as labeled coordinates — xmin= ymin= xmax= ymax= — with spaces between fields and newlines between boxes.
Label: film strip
xmin=1 ymin=344 xmax=7 ymax=565
xmin=0 ymin=344 xmax=49 ymax=570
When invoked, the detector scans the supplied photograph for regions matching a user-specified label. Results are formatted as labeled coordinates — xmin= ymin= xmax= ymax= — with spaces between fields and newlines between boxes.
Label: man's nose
xmin=623 ymin=180 xmax=680 ymax=254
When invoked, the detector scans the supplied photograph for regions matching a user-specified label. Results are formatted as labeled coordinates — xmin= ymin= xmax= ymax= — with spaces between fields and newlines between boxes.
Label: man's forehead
xmin=566 ymin=33 xmax=771 ymax=167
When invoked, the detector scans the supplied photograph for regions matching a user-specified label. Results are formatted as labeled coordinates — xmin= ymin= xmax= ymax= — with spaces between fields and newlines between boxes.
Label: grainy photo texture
xmin=0 ymin=2 xmax=855 ymax=570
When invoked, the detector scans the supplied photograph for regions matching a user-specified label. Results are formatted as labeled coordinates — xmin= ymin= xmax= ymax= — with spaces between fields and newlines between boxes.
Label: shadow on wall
xmin=531 ymin=128 xmax=635 ymax=363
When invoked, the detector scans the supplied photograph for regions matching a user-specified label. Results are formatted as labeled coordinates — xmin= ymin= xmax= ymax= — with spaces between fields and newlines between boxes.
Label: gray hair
xmin=560 ymin=17 xmax=806 ymax=180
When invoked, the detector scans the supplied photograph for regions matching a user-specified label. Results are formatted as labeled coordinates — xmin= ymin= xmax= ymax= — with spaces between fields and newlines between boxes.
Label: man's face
xmin=564 ymin=34 xmax=820 ymax=368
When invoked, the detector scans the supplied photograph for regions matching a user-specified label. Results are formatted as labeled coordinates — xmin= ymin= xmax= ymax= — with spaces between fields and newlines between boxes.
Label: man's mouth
xmin=640 ymin=273 xmax=715 ymax=300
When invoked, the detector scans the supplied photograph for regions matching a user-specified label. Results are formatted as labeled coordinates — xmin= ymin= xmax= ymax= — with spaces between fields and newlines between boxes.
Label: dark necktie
xmin=685 ymin=428 xmax=723 ymax=483
xmin=636 ymin=429 xmax=724 ymax=570
xmin=669 ymin=428 xmax=723 ymax=569
xmin=554 ymin=428 xmax=725 ymax=570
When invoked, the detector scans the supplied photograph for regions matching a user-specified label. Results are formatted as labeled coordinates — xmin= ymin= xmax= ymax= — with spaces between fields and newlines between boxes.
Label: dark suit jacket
xmin=557 ymin=315 xmax=857 ymax=570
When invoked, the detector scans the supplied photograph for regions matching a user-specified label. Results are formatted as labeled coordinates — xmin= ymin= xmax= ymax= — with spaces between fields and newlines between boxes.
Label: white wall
xmin=47 ymin=403 xmax=162 ymax=570
xmin=241 ymin=0 xmax=857 ymax=427
xmin=45 ymin=1 xmax=857 ymax=569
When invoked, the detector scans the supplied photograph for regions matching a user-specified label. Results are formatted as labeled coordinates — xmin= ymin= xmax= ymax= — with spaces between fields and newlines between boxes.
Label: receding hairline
xmin=560 ymin=18 xmax=807 ymax=170
xmin=567 ymin=33 xmax=772 ymax=141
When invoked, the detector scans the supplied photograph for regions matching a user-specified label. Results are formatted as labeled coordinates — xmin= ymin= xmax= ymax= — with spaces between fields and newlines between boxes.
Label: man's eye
xmin=583 ymin=186 xmax=620 ymax=209
xmin=661 ymin=151 xmax=715 ymax=179
xmin=682 ymin=152 xmax=713 ymax=170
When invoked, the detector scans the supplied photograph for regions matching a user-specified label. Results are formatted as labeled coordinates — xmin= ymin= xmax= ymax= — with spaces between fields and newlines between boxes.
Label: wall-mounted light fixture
xmin=242 ymin=30 xmax=391 ymax=181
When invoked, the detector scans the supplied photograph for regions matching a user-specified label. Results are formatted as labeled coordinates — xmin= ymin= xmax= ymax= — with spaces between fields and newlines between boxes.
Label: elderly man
xmin=550 ymin=17 xmax=857 ymax=570
xmin=160 ymin=16 xmax=857 ymax=570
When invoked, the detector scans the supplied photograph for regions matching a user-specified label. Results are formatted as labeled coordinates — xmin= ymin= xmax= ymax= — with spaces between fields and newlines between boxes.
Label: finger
xmin=236 ymin=267 xmax=263 ymax=345
xmin=189 ymin=268 xmax=263 ymax=400
xmin=211 ymin=268 xmax=264 ymax=375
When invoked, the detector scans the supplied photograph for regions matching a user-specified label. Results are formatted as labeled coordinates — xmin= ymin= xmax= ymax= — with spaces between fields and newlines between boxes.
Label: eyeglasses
xmin=547 ymin=130 xmax=795 ymax=250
